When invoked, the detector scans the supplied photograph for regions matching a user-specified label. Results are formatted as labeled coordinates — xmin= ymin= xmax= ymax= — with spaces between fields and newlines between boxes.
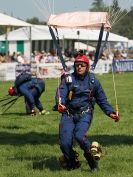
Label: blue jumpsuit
xmin=57 ymin=72 xmax=114 ymax=161
xmin=17 ymin=78 xmax=45 ymax=112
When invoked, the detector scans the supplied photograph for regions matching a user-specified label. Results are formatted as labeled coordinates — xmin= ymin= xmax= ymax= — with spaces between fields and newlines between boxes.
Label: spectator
xmin=17 ymin=52 xmax=25 ymax=64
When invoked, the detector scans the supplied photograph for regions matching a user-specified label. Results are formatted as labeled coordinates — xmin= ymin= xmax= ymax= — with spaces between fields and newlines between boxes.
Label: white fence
xmin=0 ymin=63 xmax=16 ymax=81
xmin=0 ymin=60 xmax=113 ymax=81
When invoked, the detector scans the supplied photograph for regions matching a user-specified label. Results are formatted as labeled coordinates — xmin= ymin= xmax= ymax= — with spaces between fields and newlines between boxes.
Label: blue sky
xmin=0 ymin=0 xmax=93 ymax=21
xmin=0 ymin=0 xmax=131 ymax=21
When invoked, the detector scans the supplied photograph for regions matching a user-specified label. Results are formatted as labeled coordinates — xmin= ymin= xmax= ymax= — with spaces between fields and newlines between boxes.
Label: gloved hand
xmin=58 ymin=104 xmax=67 ymax=113
xmin=109 ymin=112 xmax=120 ymax=122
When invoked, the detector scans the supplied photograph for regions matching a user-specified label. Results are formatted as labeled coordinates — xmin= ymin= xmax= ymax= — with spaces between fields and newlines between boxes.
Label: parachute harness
xmin=49 ymin=22 xmax=119 ymax=115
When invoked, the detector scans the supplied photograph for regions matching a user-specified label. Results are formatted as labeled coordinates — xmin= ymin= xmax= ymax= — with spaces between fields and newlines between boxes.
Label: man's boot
xmin=59 ymin=151 xmax=81 ymax=170
xmin=84 ymin=151 xmax=99 ymax=172
xmin=59 ymin=155 xmax=68 ymax=169
xmin=71 ymin=151 xmax=81 ymax=169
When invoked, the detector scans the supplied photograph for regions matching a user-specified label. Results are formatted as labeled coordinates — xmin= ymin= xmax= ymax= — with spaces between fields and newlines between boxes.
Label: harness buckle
xmin=81 ymin=107 xmax=90 ymax=114
xmin=67 ymin=107 xmax=90 ymax=117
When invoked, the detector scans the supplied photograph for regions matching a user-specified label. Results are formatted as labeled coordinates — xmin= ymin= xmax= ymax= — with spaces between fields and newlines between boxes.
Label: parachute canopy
xmin=48 ymin=11 xmax=111 ymax=29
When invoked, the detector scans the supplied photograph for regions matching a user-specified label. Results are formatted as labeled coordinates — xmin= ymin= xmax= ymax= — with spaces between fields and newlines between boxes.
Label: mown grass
xmin=0 ymin=72 xmax=132 ymax=177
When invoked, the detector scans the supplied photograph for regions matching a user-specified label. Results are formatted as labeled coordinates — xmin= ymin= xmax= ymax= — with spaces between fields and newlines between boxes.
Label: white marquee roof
xmin=0 ymin=25 xmax=128 ymax=42
xmin=0 ymin=12 xmax=31 ymax=27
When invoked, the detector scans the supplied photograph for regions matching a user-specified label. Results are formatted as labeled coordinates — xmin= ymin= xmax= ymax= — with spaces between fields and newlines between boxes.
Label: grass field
xmin=0 ymin=72 xmax=133 ymax=177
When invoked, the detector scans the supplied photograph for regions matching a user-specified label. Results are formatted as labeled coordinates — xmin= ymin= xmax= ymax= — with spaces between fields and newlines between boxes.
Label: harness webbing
xmin=67 ymin=73 xmax=95 ymax=105
xmin=98 ymin=31 xmax=109 ymax=59
xmin=49 ymin=26 xmax=67 ymax=71
xmin=91 ymin=24 xmax=104 ymax=71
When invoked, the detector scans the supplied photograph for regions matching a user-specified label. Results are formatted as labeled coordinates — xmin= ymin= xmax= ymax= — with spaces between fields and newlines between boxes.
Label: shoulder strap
xmin=88 ymin=72 xmax=96 ymax=109
xmin=88 ymin=72 xmax=95 ymax=90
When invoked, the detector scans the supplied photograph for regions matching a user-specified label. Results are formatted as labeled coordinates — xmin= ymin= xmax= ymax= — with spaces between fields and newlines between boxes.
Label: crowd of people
xmin=0 ymin=48 xmax=128 ymax=64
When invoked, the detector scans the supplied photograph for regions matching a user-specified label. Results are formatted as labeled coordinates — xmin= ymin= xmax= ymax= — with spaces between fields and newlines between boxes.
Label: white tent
xmin=0 ymin=12 xmax=32 ymax=57
xmin=0 ymin=25 xmax=129 ymax=57
xmin=74 ymin=42 xmax=95 ymax=51
xmin=0 ymin=12 xmax=31 ymax=27
xmin=0 ymin=25 xmax=51 ymax=41
xmin=0 ymin=25 xmax=128 ymax=42
xmin=128 ymin=40 xmax=133 ymax=48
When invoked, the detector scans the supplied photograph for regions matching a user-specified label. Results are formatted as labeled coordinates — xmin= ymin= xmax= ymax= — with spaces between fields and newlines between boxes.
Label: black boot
xmin=84 ymin=152 xmax=99 ymax=172
xmin=59 ymin=151 xmax=81 ymax=170
xmin=59 ymin=155 xmax=68 ymax=169
xmin=70 ymin=151 xmax=81 ymax=169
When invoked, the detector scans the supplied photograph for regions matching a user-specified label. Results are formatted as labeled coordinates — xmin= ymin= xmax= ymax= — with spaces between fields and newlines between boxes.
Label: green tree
xmin=112 ymin=8 xmax=133 ymax=39
xmin=26 ymin=17 xmax=46 ymax=25
xmin=112 ymin=0 xmax=120 ymax=11
xmin=90 ymin=0 xmax=106 ymax=12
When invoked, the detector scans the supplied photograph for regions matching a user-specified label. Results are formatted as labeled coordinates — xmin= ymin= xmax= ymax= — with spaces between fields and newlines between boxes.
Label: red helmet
xmin=75 ymin=55 xmax=90 ymax=65
xmin=8 ymin=86 xmax=16 ymax=96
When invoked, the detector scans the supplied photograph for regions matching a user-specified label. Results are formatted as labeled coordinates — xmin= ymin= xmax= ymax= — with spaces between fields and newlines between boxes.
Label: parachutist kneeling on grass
xmin=8 ymin=73 xmax=49 ymax=116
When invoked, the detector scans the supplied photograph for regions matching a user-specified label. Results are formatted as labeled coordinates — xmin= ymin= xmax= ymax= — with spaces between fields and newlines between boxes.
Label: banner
xmin=36 ymin=62 xmax=73 ymax=78
xmin=112 ymin=59 xmax=133 ymax=72
xmin=1 ymin=59 xmax=132 ymax=81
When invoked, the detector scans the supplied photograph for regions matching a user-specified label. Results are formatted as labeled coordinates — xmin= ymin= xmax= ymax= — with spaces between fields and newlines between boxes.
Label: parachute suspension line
xmin=2 ymin=98 xmax=19 ymax=114
xmin=47 ymin=0 xmax=53 ymax=14
xmin=57 ymin=76 xmax=61 ymax=104
xmin=108 ymin=3 xmax=122 ymax=21
xmin=111 ymin=10 xmax=129 ymax=26
xmin=39 ymin=0 xmax=51 ymax=14
xmin=52 ymin=0 xmax=55 ymax=14
xmin=107 ymin=1 xmax=131 ymax=27
xmin=111 ymin=67 xmax=119 ymax=116
xmin=33 ymin=0 xmax=51 ymax=21
xmin=107 ymin=43 xmax=119 ymax=116
xmin=110 ymin=9 xmax=127 ymax=26
xmin=0 ymin=95 xmax=14 ymax=103
xmin=1 ymin=97 xmax=19 ymax=107
xmin=0 ymin=96 xmax=19 ymax=114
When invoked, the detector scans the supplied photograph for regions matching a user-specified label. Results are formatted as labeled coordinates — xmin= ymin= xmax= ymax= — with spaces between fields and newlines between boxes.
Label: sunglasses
xmin=75 ymin=63 xmax=87 ymax=67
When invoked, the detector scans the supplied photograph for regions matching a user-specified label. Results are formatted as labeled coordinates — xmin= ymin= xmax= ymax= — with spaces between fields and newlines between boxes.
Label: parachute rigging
xmin=33 ymin=0 xmax=133 ymax=116
xmin=32 ymin=0 xmax=133 ymax=71
xmin=0 ymin=95 xmax=19 ymax=114
xmin=33 ymin=0 xmax=55 ymax=22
